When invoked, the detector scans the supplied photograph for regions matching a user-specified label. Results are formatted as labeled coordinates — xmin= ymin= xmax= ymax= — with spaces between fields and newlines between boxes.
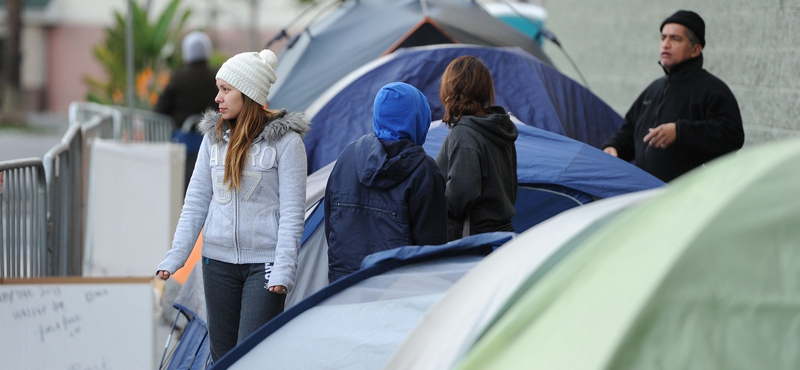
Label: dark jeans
xmin=202 ymin=257 xmax=285 ymax=362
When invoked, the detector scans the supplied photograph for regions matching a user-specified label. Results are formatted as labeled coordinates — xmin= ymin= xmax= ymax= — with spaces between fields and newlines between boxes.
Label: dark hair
xmin=440 ymin=55 xmax=495 ymax=128
xmin=684 ymin=28 xmax=701 ymax=47
xmin=216 ymin=93 xmax=280 ymax=191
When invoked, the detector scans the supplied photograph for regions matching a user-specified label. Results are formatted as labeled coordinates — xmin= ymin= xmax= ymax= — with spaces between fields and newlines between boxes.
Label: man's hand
xmin=644 ymin=123 xmax=677 ymax=149
xmin=603 ymin=147 xmax=618 ymax=157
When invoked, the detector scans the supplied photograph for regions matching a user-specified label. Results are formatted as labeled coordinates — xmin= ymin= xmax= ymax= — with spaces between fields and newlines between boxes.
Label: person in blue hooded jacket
xmin=324 ymin=82 xmax=447 ymax=283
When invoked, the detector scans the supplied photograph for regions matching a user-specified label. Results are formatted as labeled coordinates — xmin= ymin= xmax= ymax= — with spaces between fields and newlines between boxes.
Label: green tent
xmin=457 ymin=138 xmax=800 ymax=370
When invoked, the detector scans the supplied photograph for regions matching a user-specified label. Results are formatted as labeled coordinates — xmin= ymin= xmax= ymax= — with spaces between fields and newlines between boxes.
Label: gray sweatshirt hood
xmin=457 ymin=106 xmax=518 ymax=147
xmin=197 ymin=108 xmax=310 ymax=144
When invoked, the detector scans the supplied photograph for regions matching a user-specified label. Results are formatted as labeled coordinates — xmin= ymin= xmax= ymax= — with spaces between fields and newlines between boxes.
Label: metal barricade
xmin=0 ymin=159 xmax=48 ymax=278
xmin=112 ymin=105 xmax=174 ymax=142
xmin=69 ymin=101 xmax=122 ymax=139
xmin=71 ymin=102 xmax=173 ymax=143
xmin=2 ymin=102 xmax=174 ymax=278
xmin=57 ymin=103 xmax=118 ymax=276
xmin=43 ymin=123 xmax=84 ymax=276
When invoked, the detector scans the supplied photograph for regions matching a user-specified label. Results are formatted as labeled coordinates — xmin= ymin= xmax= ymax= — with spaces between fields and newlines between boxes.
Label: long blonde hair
xmin=216 ymin=94 xmax=280 ymax=191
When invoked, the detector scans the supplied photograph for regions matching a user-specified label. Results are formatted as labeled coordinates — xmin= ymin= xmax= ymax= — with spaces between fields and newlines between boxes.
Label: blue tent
xmin=291 ymin=120 xmax=664 ymax=305
xmin=304 ymin=44 xmax=624 ymax=173
xmin=285 ymin=121 xmax=664 ymax=312
xmin=422 ymin=122 xmax=665 ymax=231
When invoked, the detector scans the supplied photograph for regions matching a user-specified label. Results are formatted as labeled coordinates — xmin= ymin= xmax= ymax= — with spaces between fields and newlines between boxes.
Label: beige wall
xmin=20 ymin=25 xmax=48 ymax=110
xmin=46 ymin=26 xmax=107 ymax=113
xmin=543 ymin=0 xmax=800 ymax=147
xmin=43 ymin=25 xmax=288 ymax=113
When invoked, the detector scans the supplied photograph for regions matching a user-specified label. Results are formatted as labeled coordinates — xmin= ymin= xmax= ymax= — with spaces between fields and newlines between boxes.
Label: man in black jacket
xmin=155 ymin=31 xmax=218 ymax=131
xmin=155 ymin=31 xmax=218 ymax=192
xmin=602 ymin=10 xmax=744 ymax=182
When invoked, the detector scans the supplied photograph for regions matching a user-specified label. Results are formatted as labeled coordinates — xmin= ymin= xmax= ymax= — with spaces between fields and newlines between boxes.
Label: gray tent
xmin=266 ymin=0 xmax=551 ymax=112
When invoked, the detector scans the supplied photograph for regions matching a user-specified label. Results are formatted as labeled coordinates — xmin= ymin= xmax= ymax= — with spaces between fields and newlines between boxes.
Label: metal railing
xmin=0 ymin=102 xmax=174 ymax=278
xmin=69 ymin=101 xmax=121 ymax=138
xmin=43 ymin=123 xmax=84 ymax=276
xmin=69 ymin=102 xmax=173 ymax=143
xmin=112 ymin=105 xmax=174 ymax=142
xmin=0 ymin=159 xmax=48 ymax=278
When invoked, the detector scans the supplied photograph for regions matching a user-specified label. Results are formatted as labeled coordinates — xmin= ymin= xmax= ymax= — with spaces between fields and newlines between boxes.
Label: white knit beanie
xmin=215 ymin=49 xmax=278 ymax=106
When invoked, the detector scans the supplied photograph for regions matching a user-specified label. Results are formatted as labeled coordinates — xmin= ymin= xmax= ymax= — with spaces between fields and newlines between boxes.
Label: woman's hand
xmin=156 ymin=270 xmax=170 ymax=280
xmin=268 ymin=285 xmax=288 ymax=294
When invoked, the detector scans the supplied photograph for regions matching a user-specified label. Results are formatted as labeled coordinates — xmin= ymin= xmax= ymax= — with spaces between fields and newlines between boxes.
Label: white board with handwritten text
xmin=0 ymin=278 xmax=154 ymax=370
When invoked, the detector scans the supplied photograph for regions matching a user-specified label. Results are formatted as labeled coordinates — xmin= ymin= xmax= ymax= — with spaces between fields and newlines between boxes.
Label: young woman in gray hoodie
xmin=156 ymin=49 xmax=310 ymax=362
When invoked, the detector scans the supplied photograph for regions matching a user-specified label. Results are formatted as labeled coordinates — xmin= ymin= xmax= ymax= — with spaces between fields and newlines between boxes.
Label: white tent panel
xmin=230 ymin=256 xmax=483 ymax=370
xmin=287 ymin=220 xmax=329 ymax=307
xmin=385 ymin=189 xmax=664 ymax=370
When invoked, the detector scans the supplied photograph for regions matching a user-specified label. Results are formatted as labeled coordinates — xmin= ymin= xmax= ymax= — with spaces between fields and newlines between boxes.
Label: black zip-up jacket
xmin=602 ymin=55 xmax=744 ymax=182
xmin=154 ymin=61 xmax=218 ymax=130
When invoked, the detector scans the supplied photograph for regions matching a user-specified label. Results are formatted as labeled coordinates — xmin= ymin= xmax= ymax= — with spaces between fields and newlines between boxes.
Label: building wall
xmin=542 ymin=0 xmax=800 ymax=147
xmin=22 ymin=25 xmax=48 ymax=110
xmin=46 ymin=25 xmax=107 ymax=113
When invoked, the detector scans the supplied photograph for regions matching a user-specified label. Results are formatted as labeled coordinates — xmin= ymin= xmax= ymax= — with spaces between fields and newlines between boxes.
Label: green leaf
xmin=85 ymin=0 xmax=193 ymax=109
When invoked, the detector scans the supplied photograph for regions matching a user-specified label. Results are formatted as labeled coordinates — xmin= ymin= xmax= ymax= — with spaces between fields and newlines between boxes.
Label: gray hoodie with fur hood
xmin=157 ymin=109 xmax=310 ymax=291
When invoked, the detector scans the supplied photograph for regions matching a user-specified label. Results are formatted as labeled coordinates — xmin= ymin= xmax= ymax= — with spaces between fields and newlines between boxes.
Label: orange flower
xmin=112 ymin=89 xmax=124 ymax=104
xmin=149 ymin=91 xmax=159 ymax=106
xmin=136 ymin=67 xmax=153 ymax=98
xmin=157 ymin=71 xmax=170 ymax=90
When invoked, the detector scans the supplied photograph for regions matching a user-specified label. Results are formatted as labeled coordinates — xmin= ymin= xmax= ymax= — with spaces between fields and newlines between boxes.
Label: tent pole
xmin=272 ymin=0 xmax=344 ymax=49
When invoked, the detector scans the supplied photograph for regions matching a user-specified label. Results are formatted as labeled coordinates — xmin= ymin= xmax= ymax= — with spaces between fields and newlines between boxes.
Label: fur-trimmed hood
xmin=197 ymin=108 xmax=310 ymax=144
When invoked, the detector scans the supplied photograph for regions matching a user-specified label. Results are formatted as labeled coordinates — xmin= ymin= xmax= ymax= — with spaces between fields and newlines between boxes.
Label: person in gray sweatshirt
xmin=156 ymin=49 xmax=310 ymax=362
xmin=436 ymin=55 xmax=519 ymax=242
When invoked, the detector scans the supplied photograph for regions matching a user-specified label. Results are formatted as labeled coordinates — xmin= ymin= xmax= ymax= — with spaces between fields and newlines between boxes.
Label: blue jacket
xmin=325 ymin=135 xmax=447 ymax=282
xmin=324 ymin=82 xmax=447 ymax=282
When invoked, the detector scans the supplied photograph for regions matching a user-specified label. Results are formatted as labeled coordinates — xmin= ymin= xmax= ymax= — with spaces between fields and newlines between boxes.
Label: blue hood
xmin=354 ymin=134 xmax=428 ymax=190
xmin=372 ymin=82 xmax=431 ymax=146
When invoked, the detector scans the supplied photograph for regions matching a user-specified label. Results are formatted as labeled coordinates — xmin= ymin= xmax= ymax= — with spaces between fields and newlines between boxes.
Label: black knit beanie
xmin=660 ymin=10 xmax=705 ymax=47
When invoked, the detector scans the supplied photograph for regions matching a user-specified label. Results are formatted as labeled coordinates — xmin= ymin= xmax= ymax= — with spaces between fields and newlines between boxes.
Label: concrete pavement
xmin=0 ymin=112 xmax=70 ymax=162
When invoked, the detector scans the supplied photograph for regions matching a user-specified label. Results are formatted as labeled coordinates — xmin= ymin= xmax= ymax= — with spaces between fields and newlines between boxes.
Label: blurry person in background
xmin=155 ymin=31 xmax=220 ymax=192
xmin=155 ymin=30 xmax=218 ymax=131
